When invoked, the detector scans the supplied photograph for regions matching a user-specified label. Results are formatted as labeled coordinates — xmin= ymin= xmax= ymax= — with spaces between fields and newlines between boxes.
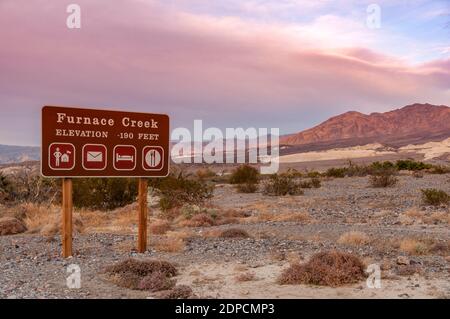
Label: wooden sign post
xmin=62 ymin=178 xmax=73 ymax=258
xmin=41 ymin=106 xmax=170 ymax=258
xmin=138 ymin=178 xmax=148 ymax=253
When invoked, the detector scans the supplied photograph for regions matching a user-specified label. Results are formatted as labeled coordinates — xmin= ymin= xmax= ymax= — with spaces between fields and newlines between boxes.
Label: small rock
xmin=397 ymin=256 xmax=410 ymax=265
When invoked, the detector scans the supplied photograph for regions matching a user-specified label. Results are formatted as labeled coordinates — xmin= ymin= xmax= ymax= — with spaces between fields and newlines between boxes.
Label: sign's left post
xmin=62 ymin=178 xmax=73 ymax=258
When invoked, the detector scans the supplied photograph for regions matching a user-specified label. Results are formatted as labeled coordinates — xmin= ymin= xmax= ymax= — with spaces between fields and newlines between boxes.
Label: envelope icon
xmin=87 ymin=151 xmax=103 ymax=162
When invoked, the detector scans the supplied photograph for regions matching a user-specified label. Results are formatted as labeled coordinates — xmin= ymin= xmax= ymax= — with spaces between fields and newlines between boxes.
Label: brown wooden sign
xmin=41 ymin=106 xmax=170 ymax=177
xmin=41 ymin=106 xmax=170 ymax=257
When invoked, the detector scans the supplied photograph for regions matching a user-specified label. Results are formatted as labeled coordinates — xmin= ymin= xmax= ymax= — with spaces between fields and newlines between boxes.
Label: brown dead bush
xmin=337 ymin=231 xmax=370 ymax=246
xmin=106 ymin=259 xmax=178 ymax=278
xmin=109 ymin=272 xmax=142 ymax=289
xmin=152 ymin=237 xmax=185 ymax=253
xmin=278 ymin=251 xmax=366 ymax=287
xmin=219 ymin=228 xmax=250 ymax=239
xmin=399 ymin=238 xmax=429 ymax=255
xmin=181 ymin=213 xmax=216 ymax=227
xmin=0 ymin=217 xmax=27 ymax=236
xmin=395 ymin=265 xmax=422 ymax=276
xmin=149 ymin=220 xmax=171 ymax=235
xmin=105 ymin=259 xmax=178 ymax=290
xmin=137 ymin=272 xmax=176 ymax=292
xmin=156 ymin=285 xmax=194 ymax=299
xmin=429 ymin=241 xmax=450 ymax=256
xmin=235 ymin=272 xmax=256 ymax=282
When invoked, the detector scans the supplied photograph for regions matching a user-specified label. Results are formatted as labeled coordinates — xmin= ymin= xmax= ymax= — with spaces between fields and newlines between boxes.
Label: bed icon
xmin=113 ymin=145 xmax=136 ymax=170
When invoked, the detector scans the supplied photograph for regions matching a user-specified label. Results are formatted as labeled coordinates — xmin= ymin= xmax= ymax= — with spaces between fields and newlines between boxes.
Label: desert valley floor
xmin=0 ymin=172 xmax=449 ymax=299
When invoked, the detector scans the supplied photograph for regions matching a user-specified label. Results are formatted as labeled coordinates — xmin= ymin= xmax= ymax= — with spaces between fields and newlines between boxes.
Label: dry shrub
xmin=0 ymin=217 xmax=27 ymax=236
xmin=180 ymin=213 xmax=216 ymax=227
xmin=235 ymin=272 xmax=256 ymax=282
xmin=278 ymin=251 xmax=366 ymax=287
xmin=273 ymin=212 xmax=311 ymax=223
xmin=252 ymin=211 xmax=311 ymax=224
xmin=222 ymin=209 xmax=252 ymax=219
xmin=201 ymin=229 xmax=222 ymax=238
xmin=152 ymin=172 xmax=213 ymax=211
xmin=427 ymin=212 xmax=450 ymax=224
xmin=151 ymin=237 xmax=185 ymax=253
xmin=412 ymin=171 xmax=424 ymax=178
xmin=395 ymin=265 xmax=422 ymax=276
xmin=137 ymin=272 xmax=176 ymax=292
xmin=149 ymin=220 xmax=171 ymax=235
xmin=236 ymin=182 xmax=258 ymax=193
xmin=337 ymin=231 xmax=370 ymax=246
xmin=106 ymin=259 xmax=178 ymax=277
xmin=421 ymin=189 xmax=449 ymax=206
xmin=229 ymin=165 xmax=259 ymax=185
xmin=20 ymin=203 xmax=84 ymax=236
xmin=429 ymin=241 xmax=450 ymax=256
xmin=263 ymin=173 xmax=303 ymax=196
xmin=219 ymin=228 xmax=250 ymax=239
xmin=156 ymin=285 xmax=194 ymax=299
xmin=166 ymin=230 xmax=196 ymax=240
xmin=399 ymin=238 xmax=429 ymax=255
xmin=109 ymin=271 xmax=142 ymax=289
xmin=369 ymin=172 xmax=398 ymax=188
xmin=105 ymin=259 xmax=178 ymax=290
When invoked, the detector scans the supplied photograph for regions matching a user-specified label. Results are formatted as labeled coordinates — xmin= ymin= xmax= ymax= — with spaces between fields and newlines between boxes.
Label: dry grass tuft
xmin=149 ymin=220 xmax=171 ymax=235
xmin=219 ymin=228 xmax=251 ymax=239
xmin=19 ymin=203 xmax=84 ymax=236
xmin=252 ymin=211 xmax=311 ymax=224
xmin=395 ymin=265 xmax=422 ymax=276
xmin=156 ymin=285 xmax=194 ymax=299
xmin=399 ymin=238 xmax=429 ymax=255
xmin=337 ymin=231 xmax=370 ymax=246
xmin=235 ymin=272 xmax=256 ymax=282
xmin=0 ymin=217 xmax=27 ymax=235
xmin=278 ymin=251 xmax=366 ymax=287
xmin=151 ymin=237 xmax=185 ymax=253
xmin=180 ymin=213 xmax=216 ymax=227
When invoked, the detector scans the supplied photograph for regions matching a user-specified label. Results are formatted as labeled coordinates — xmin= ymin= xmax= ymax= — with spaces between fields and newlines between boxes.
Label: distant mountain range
xmin=280 ymin=103 xmax=450 ymax=153
xmin=1 ymin=103 xmax=449 ymax=165
xmin=0 ymin=145 xmax=40 ymax=165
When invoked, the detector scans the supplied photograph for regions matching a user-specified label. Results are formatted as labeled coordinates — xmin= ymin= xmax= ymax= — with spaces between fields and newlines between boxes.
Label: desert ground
xmin=0 ymin=165 xmax=449 ymax=299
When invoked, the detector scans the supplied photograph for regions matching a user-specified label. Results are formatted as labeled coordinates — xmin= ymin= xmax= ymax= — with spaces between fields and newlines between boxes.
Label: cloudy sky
xmin=0 ymin=0 xmax=449 ymax=146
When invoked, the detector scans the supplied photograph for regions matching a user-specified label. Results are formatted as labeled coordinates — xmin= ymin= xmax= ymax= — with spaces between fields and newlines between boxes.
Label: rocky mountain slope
xmin=280 ymin=103 xmax=450 ymax=151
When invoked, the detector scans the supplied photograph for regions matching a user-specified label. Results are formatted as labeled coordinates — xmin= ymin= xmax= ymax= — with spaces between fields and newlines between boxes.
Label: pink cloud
xmin=0 ymin=0 xmax=448 ymax=145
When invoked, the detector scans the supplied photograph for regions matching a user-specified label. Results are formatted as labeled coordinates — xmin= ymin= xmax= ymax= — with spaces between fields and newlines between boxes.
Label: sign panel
xmin=41 ymin=106 xmax=170 ymax=177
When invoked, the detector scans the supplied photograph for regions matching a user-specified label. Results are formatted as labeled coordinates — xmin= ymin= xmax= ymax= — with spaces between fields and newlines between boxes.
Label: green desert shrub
xmin=263 ymin=173 xmax=303 ymax=196
xmin=421 ymin=189 xmax=449 ymax=206
xmin=325 ymin=167 xmax=346 ymax=178
xmin=299 ymin=177 xmax=321 ymax=189
xmin=395 ymin=160 xmax=431 ymax=171
xmin=151 ymin=172 xmax=213 ymax=211
xmin=369 ymin=161 xmax=395 ymax=174
xmin=73 ymin=178 xmax=137 ymax=210
xmin=306 ymin=171 xmax=321 ymax=178
xmin=229 ymin=165 xmax=259 ymax=184
xmin=229 ymin=165 xmax=259 ymax=193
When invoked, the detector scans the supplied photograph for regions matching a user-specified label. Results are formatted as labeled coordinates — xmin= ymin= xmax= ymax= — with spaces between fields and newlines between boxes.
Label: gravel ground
xmin=0 ymin=174 xmax=449 ymax=298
